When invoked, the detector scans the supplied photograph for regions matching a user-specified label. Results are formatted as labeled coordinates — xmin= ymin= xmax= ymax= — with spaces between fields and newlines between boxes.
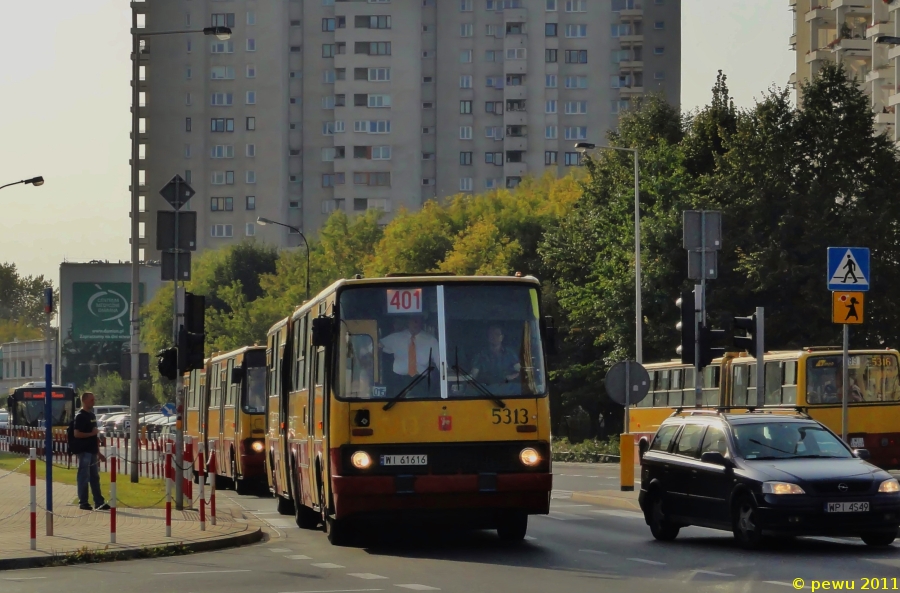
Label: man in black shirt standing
xmin=73 ymin=392 xmax=108 ymax=511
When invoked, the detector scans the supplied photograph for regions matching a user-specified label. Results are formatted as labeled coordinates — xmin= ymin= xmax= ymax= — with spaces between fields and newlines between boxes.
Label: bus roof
xmin=209 ymin=344 xmax=266 ymax=364
xmin=641 ymin=348 xmax=900 ymax=370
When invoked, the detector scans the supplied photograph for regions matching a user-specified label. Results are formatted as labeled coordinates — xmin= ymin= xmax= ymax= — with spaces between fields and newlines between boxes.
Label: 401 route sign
xmin=827 ymin=247 xmax=870 ymax=292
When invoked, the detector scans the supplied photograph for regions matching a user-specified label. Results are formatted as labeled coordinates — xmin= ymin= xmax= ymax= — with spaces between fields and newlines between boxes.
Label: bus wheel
xmin=276 ymin=495 xmax=295 ymax=516
xmin=497 ymin=513 xmax=528 ymax=541
xmin=325 ymin=515 xmax=351 ymax=546
xmin=232 ymin=455 xmax=251 ymax=495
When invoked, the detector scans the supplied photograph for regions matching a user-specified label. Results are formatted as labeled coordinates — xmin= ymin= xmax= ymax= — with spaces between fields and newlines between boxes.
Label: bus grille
xmin=340 ymin=441 xmax=550 ymax=475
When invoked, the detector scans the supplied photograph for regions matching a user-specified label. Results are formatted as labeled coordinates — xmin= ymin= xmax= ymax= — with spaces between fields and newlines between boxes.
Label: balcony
xmin=789 ymin=0 xmax=797 ymax=6
xmin=619 ymin=85 xmax=645 ymax=96
xmin=789 ymin=34 xmax=797 ymax=49
xmin=888 ymin=90 xmax=900 ymax=107
xmin=867 ymin=22 xmax=893 ymax=39
xmin=875 ymin=111 xmax=895 ymax=125
xmin=619 ymin=60 xmax=644 ymax=70
xmin=503 ymin=8 xmax=528 ymax=24
xmin=789 ymin=72 xmax=797 ymax=87
xmin=830 ymin=0 xmax=871 ymax=15
xmin=866 ymin=66 xmax=894 ymax=83
xmin=504 ymin=161 xmax=528 ymax=178
xmin=504 ymin=136 xmax=528 ymax=151
xmin=504 ymin=59 xmax=527 ymax=75
xmin=833 ymin=37 xmax=871 ymax=57
xmin=618 ymin=34 xmax=644 ymax=44
xmin=805 ymin=8 xmax=835 ymax=23
xmin=504 ymin=85 xmax=526 ymax=100
xmin=504 ymin=111 xmax=527 ymax=126
xmin=806 ymin=48 xmax=833 ymax=63
xmin=889 ymin=45 xmax=900 ymax=60
xmin=620 ymin=7 xmax=643 ymax=19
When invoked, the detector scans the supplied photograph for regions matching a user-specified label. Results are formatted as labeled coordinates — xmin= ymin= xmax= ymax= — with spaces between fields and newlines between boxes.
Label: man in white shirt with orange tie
xmin=380 ymin=315 xmax=440 ymax=385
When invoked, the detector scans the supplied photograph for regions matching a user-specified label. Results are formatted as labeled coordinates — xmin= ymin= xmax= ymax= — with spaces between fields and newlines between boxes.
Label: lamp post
xmin=256 ymin=217 xmax=310 ymax=301
xmin=128 ymin=23 xmax=231 ymax=483
xmin=574 ymin=142 xmax=642 ymax=363
xmin=0 ymin=176 xmax=44 ymax=191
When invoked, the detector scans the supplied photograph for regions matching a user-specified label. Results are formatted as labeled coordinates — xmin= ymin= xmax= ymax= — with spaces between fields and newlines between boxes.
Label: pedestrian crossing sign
xmin=827 ymin=247 xmax=870 ymax=291
xmin=833 ymin=291 xmax=864 ymax=325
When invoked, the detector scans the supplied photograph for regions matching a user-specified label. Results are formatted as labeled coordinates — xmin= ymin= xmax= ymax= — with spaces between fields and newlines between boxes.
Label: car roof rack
xmin=670 ymin=406 xmax=811 ymax=419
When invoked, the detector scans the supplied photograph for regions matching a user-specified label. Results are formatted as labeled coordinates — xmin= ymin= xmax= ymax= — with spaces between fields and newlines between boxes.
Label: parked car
xmin=0 ymin=410 xmax=8 ymax=430
xmin=639 ymin=409 xmax=900 ymax=548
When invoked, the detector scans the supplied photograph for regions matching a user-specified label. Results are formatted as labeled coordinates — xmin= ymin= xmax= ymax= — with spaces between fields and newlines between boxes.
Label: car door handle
xmin=691 ymin=469 xmax=698 ymax=474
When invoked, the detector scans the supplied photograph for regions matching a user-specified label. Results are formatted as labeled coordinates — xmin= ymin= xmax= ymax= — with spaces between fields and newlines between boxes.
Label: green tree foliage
xmin=0 ymin=263 xmax=55 ymax=341
xmin=81 ymin=371 xmax=159 ymax=407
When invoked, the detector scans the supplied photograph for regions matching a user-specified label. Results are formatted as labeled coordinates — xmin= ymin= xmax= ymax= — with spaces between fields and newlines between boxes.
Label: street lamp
xmin=257 ymin=217 xmax=311 ymax=301
xmin=575 ymin=142 xmax=642 ymax=363
xmin=128 ymin=23 xmax=232 ymax=483
xmin=0 ymin=176 xmax=44 ymax=191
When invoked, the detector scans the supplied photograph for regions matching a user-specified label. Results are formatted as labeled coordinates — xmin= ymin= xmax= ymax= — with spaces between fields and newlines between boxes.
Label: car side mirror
xmin=230 ymin=366 xmax=245 ymax=384
xmin=311 ymin=316 xmax=335 ymax=348
xmin=853 ymin=448 xmax=871 ymax=460
xmin=700 ymin=451 xmax=732 ymax=467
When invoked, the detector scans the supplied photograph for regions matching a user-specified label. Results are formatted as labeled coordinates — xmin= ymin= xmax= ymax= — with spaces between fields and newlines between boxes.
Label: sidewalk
xmin=0 ymin=471 xmax=263 ymax=569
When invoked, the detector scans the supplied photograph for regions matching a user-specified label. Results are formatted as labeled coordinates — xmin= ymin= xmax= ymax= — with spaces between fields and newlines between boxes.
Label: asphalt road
xmin=3 ymin=462 xmax=899 ymax=593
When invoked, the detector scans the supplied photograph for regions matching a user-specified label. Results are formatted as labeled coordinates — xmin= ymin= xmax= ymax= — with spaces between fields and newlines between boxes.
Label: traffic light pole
xmin=174 ymin=287 xmax=185 ymax=510
xmin=694 ymin=284 xmax=702 ymax=407
xmin=756 ymin=307 xmax=765 ymax=407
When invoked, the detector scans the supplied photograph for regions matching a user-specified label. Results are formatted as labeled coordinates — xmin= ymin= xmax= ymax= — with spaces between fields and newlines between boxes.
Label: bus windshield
xmin=337 ymin=283 xmax=547 ymax=401
xmin=243 ymin=366 xmax=266 ymax=413
xmin=806 ymin=353 xmax=900 ymax=404
xmin=9 ymin=389 xmax=76 ymax=427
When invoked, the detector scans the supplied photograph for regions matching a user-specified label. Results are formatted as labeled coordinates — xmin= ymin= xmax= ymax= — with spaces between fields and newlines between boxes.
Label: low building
xmin=0 ymin=338 xmax=59 ymax=395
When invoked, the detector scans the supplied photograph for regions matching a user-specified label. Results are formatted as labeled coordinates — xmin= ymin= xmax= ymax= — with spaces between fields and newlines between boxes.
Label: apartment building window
xmin=323 ymin=121 xmax=337 ymax=135
xmin=546 ymin=0 xmax=557 ymax=9
xmin=211 ymin=224 xmax=233 ymax=238
xmin=486 ymin=76 xmax=503 ymax=88
xmin=460 ymin=178 xmax=474 ymax=192
xmin=545 ymin=49 xmax=557 ymax=63
xmin=185 ymin=170 xmax=192 ymax=184
xmin=369 ymin=68 xmax=391 ymax=81
xmin=367 ymin=94 xmax=391 ymax=107
xmin=337 ymin=43 xmax=347 ymax=55
xmin=423 ymin=102 xmax=434 ymax=109
xmin=611 ymin=99 xmax=631 ymax=113
xmin=460 ymin=75 xmax=473 ymax=88
xmin=187 ymin=40 xmax=192 ymax=53
xmin=211 ymin=66 xmax=235 ymax=80
xmin=323 ymin=44 xmax=335 ymax=57
xmin=184 ymin=144 xmax=191 ymax=158
xmin=460 ymin=0 xmax=473 ymax=10
xmin=564 ymin=152 xmax=582 ymax=166
xmin=545 ymin=125 xmax=558 ymax=139
xmin=210 ymin=40 xmax=234 ymax=54
xmin=354 ymin=68 xmax=368 ymax=81
xmin=210 ymin=197 xmax=233 ymax=211
xmin=185 ymin=117 xmax=192 ymax=132
xmin=565 ymin=50 xmax=588 ymax=64
xmin=245 ymin=223 xmax=256 ymax=237
xmin=655 ymin=71 xmax=666 ymax=80
xmin=210 ymin=92 xmax=233 ymax=106
xmin=247 ymin=11 xmax=256 ymax=25
xmin=654 ymin=46 xmax=665 ymax=55
xmin=565 ymin=101 xmax=587 ymax=114
xmin=545 ymin=23 xmax=557 ymax=37
xmin=245 ymin=171 xmax=255 ymax=184
xmin=289 ymin=200 xmax=301 ymax=210
xmin=610 ymin=74 xmax=632 ymax=88
xmin=336 ymin=69 xmax=345 ymax=80
xmin=506 ymin=75 xmax=524 ymax=86
xmin=322 ymin=96 xmax=336 ymax=109
xmin=185 ymin=12 xmax=191 ymax=28
xmin=372 ymin=146 xmax=391 ymax=159
xmin=611 ymin=24 xmax=633 ymax=37
xmin=185 ymin=66 xmax=192 ymax=80
xmin=545 ymin=151 xmax=558 ymax=165
xmin=335 ymin=95 xmax=346 ymax=107
xmin=246 ymin=144 xmax=256 ymax=157
xmin=545 ymin=74 xmax=558 ymax=88
xmin=356 ymin=42 xmax=391 ymax=55
xmin=485 ymin=101 xmax=503 ymax=113
xmin=355 ymin=15 xmax=391 ymax=29
xmin=460 ymin=126 xmax=473 ymax=140
xmin=186 ymin=92 xmax=192 ymax=105
xmin=323 ymin=18 xmax=336 ymax=31
xmin=460 ymin=100 xmax=473 ymax=114
xmin=322 ymin=147 xmax=337 ymax=161
xmin=565 ymin=0 xmax=586 ymax=11
xmin=564 ymin=126 xmax=588 ymax=140
xmin=322 ymin=174 xmax=335 ymax=187
xmin=655 ymin=21 xmax=665 ymax=29
xmin=324 ymin=69 xmax=336 ymax=83
xmin=485 ymin=126 xmax=503 ymax=139
xmin=506 ymin=48 xmax=526 ymax=60
xmin=210 ymin=145 xmax=234 ymax=158
xmin=211 ymin=171 xmax=235 ymax=185
xmin=246 ymin=65 xmax=256 ymax=78
xmin=485 ymin=25 xmax=499 ymax=37
xmin=565 ymin=75 xmax=588 ymax=89
xmin=460 ymin=152 xmax=473 ymax=165
xmin=485 ymin=50 xmax=499 ymax=61
xmin=356 ymin=120 xmax=391 ymax=133
xmin=460 ymin=49 xmax=473 ymax=63
xmin=565 ymin=24 xmax=587 ymax=38
xmin=460 ymin=23 xmax=474 ymax=37
xmin=246 ymin=117 xmax=255 ymax=130
xmin=246 ymin=91 xmax=256 ymax=105
xmin=485 ymin=152 xmax=503 ymax=165
xmin=353 ymin=172 xmax=391 ymax=186
xmin=246 ymin=39 xmax=256 ymax=52
xmin=545 ymin=100 xmax=557 ymax=113
xmin=211 ymin=13 xmax=235 ymax=28
xmin=246 ymin=196 xmax=256 ymax=210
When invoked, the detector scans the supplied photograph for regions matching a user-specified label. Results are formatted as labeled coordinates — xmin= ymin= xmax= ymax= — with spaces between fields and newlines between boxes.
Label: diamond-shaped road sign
xmin=159 ymin=174 xmax=195 ymax=210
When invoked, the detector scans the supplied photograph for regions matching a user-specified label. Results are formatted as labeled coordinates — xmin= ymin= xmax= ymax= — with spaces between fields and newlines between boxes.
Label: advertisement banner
xmin=71 ymin=283 xmax=144 ymax=341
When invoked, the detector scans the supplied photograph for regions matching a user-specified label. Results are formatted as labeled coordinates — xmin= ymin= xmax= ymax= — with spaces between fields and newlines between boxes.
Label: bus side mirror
xmin=312 ymin=316 xmax=335 ymax=348
xmin=231 ymin=366 xmax=245 ymax=384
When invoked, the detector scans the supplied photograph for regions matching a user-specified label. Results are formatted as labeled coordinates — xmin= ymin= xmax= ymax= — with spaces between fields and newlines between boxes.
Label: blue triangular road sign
xmin=827 ymin=247 xmax=870 ymax=291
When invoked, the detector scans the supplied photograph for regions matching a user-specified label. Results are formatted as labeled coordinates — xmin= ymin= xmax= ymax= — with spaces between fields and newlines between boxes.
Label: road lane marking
xmin=627 ymin=558 xmax=666 ymax=566
xmin=349 ymin=574 xmax=389 ymax=580
xmin=154 ymin=570 xmax=251 ymax=575
xmin=279 ymin=589 xmax=383 ymax=593
xmin=312 ymin=563 xmax=346 ymax=569
xmin=551 ymin=504 xmax=592 ymax=508
xmin=269 ymin=548 xmax=292 ymax=552
xmin=3 ymin=577 xmax=47 ymax=581
xmin=692 ymin=570 xmax=735 ymax=577
xmin=286 ymin=555 xmax=312 ymax=560
xmin=547 ymin=511 xmax=583 ymax=520
xmin=579 ymin=549 xmax=608 ymax=555
xmin=592 ymin=510 xmax=643 ymax=519
xmin=396 ymin=586 xmax=440 ymax=591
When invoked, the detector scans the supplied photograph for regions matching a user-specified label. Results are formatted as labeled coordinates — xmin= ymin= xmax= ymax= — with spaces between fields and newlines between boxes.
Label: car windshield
xmin=337 ymin=283 xmax=546 ymax=400
xmin=733 ymin=422 xmax=853 ymax=460
xmin=243 ymin=366 xmax=266 ymax=413
xmin=806 ymin=353 xmax=900 ymax=403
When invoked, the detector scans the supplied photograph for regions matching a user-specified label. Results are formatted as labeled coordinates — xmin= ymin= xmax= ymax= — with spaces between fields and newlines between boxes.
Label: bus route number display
xmin=387 ymin=289 xmax=422 ymax=314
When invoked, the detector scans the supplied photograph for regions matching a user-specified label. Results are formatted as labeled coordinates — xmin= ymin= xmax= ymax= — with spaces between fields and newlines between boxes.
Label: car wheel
xmin=497 ymin=513 xmax=528 ymax=541
xmin=861 ymin=532 xmax=896 ymax=547
xmin=645 ymin=490 xmax=680 ymax=541
xmin=732 ymin=494 xmax=764 ymax=549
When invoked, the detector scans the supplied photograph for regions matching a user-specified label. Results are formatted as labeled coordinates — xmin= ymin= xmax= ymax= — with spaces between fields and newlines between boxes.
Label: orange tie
xmin=408 ymin=334 xmax=417 ymax=376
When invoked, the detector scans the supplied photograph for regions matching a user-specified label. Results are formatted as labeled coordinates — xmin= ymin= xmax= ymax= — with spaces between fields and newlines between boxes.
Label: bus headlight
xmin=519 ymin=447 xmax=540 ymax=467
xmin=879 ymin=478 xmax=899 ymax=493
xmin=251 ymin=440 xmax=264 ymax=453
xmin=351 ymin=451 xmax=372 ymax=469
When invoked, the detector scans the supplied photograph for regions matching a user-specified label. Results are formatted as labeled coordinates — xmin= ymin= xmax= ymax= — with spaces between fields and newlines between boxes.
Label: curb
xmin=570 ymin=491 xmax=642 ymax=512
xmin=0 ymin=527 xmax=264 ymax=571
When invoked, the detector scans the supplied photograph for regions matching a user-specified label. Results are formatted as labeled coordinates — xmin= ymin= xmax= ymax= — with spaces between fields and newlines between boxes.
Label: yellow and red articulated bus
xmin=265 ymin=275 xmax=553 ymax=544
xmin=630 ymin=348 xmax=900 ymax=469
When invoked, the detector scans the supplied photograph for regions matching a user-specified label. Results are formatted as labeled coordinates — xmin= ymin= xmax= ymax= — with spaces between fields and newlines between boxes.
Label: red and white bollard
xmin=209 ymin=450 xmax=217 ymax=526
xmin=110 ymin=446 xmax=117 ymax=544
xmin=198 ymin=443 xmax=206 ymax=532
xmin=165 ymin=443 xmax=172 ymax=538
xmin=29 ymin=447 xmax=36 ymax=550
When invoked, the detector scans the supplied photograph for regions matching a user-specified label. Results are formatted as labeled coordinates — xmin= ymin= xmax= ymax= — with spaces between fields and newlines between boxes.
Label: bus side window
xmin=733 ymin=365 xmax=747 ymax=406
xmin=682 ymin=368 xmax=695 ymax=407
xmin=764 ymin=362 xmax=783 ymax=405
xmin=292 ymin=319 xmax=302 ymax=392
xmin=703 ymin=366 xmax=720 ymax=406
xmin=668 ymin=369 xmax=683 ymax=407
xmin=299 ymin=315 xmax=308 ymax=390
xmin=636 ymin=371 xmax=654 ymax=408
xmin=782 ymin=360 xmax=797 ymax=404
xmin=315 ymin=347 xmax=325 ymax=387
xmin=654 ymin=370 xmax=670 ymax=407
xmin=747 ymin=364 xmax=758 ymax=406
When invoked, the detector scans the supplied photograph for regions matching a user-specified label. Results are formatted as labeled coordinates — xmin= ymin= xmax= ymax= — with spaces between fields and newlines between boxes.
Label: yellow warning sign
xmin=833 ymin=291 xmax=864 ymax=325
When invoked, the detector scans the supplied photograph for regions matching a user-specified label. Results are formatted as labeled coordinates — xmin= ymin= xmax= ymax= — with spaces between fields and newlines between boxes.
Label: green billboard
xmin=72 ymin=283 xmax=144 ymax=341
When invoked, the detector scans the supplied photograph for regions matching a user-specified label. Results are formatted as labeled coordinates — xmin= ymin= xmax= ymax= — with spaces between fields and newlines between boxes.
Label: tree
xmin=0 ymin=263 xmax=55 ymax=339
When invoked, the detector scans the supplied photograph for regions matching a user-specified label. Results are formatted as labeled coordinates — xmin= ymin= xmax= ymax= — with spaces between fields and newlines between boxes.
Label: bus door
xmin=222 ymin=357 xmax=237 ymax=476
xmin=313 ymin=304 xmax=329 ymax=508
xmin=290 ymin=314 xmax=314 ymax=508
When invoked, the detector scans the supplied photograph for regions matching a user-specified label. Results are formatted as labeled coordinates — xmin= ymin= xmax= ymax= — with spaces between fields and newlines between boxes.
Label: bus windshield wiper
xmin=383 ymin=349 xmax=435 ymax=411
xmin=451 ymin=359 xmax=506 ymax=409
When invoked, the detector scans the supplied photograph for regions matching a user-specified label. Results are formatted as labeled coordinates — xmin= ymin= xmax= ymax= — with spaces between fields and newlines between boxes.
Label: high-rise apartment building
xmin=133 ymin=0 xmax=681 ymax=260
xmin=789 ymin=0 xmax=897 ymax=140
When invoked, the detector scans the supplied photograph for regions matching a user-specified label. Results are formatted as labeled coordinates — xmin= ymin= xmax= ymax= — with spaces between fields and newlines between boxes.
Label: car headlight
xmin=351 ymin=451 xmax=372 ymax=469
xmin=519 ymin=447 xmax=540 ymax=467
xmin=762 ymin=482 xmax=806 ymax=495
xmin=251 ymin=440 xmax=264 ymax=453
xmin=878 ymin=478 xmax=900 ymax=493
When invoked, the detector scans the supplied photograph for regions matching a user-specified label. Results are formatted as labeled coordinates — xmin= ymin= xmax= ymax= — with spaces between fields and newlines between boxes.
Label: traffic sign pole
xmin=842 ymin=325 xmax=849 ymax=443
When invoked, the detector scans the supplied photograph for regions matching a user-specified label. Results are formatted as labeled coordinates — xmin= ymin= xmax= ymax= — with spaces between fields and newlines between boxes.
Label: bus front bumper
xmin=331 ymin=473 xmax=552 ymax=520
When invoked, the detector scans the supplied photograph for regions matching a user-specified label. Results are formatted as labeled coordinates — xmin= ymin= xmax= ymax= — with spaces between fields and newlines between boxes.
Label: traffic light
xmin=675 ymin=290 xmax=695 ymax=365
xmin=157 ymin=348 xmax=178 ymax=381
xmin=178 ymin=292 xmax=206 ymax=374
xmin=733 ymin=313 xmax=758 ymax=354
xmin=699 ymin=326 xmax=727 ymax=368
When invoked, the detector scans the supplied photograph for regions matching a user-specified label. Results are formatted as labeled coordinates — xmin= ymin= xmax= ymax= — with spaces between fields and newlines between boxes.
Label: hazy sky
xmin=0 ymin=1 xmax=795 ymax=284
